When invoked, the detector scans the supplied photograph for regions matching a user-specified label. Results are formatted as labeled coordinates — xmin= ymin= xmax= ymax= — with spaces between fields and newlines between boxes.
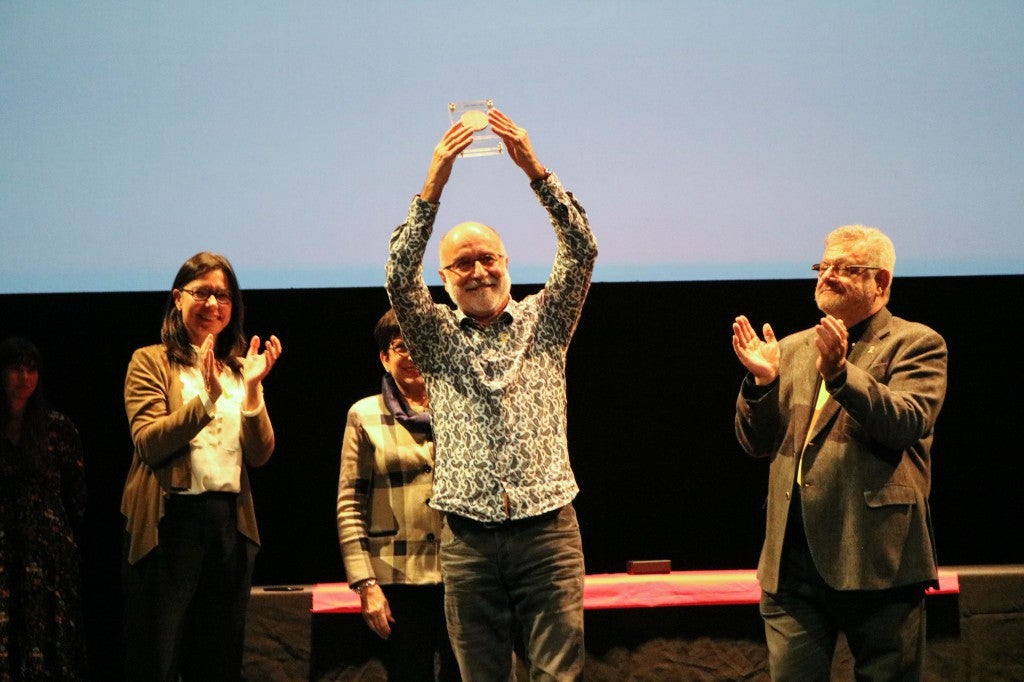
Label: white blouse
xmin=177 ymin=363 xmax=260 ymax=494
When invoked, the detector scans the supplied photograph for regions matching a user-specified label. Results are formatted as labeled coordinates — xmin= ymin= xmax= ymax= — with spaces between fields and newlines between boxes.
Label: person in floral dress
xmin=0 ymin=337 xmax=88 ymax=680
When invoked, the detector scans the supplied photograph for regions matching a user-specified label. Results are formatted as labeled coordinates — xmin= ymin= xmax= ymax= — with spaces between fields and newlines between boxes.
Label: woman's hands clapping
xmin=240 ymin=335 xmax=283 ymax=410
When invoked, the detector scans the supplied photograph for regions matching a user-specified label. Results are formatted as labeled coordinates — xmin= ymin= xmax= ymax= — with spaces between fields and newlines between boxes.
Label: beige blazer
xmin=121 ymin=344 xmax=274 ymax=564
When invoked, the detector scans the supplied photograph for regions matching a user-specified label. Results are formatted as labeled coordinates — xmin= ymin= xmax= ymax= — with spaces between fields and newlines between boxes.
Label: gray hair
xmin=824 ymin=224 xmax=896 ymax=273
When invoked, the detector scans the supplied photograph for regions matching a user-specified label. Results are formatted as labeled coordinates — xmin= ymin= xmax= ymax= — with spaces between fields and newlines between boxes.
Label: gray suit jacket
xmin=736 ymin=307 xmax=947 ymax=593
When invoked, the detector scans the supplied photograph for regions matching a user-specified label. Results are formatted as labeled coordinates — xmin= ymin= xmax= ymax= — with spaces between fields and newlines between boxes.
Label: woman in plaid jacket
xmin=336 ymin=308 xmax=459 ymax=680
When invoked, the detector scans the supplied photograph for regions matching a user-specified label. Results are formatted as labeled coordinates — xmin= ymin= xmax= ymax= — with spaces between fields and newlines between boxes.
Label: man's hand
xmin=420 ymin=123 xmax=475 ymax=203
xmin=814 ymin=314 xmax=848 ymax=382
xmin=732 ymin=315 xmax=780 ymax=385
xmin=488 ymin=108 xmax=548 ymax=181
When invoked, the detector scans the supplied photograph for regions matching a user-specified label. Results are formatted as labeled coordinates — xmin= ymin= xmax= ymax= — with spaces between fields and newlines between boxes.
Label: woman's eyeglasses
xmin=180 ymin=287 xmax=233 ymax=305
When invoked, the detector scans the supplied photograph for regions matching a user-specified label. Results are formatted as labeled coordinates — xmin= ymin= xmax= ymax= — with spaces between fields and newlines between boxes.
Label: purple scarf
xmin=381 ymin=375 xmax=432 ymax=436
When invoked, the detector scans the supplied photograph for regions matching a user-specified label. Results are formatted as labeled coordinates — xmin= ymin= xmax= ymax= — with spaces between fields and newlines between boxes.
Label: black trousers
xmin=762 ymin=503 xmax=927 ymax=681
xmin=123 ymin=492 xmax=257 ymax=682
xmin=380 ymin=583 xmax=460 ymax=681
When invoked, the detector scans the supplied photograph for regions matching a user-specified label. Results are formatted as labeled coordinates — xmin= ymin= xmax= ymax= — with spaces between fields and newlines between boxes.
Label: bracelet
xmin=352 ymin=578 xmax=377 ymax=593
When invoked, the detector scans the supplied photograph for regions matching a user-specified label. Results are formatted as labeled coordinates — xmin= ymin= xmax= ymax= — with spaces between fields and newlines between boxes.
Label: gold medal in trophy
xmin=448 ymin=99 xmax=503 ymax=157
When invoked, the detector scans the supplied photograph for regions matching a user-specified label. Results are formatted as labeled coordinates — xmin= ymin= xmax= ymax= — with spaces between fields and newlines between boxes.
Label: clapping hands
xmin=732 ymin=315 xmax=780 ymax=385
xmin=240 ymin=335 xmax=283 ymax=410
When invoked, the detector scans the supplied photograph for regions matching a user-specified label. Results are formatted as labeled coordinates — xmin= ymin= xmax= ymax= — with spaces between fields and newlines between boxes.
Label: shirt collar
xmin=847 ymin=307 xmax=890 ymax=352
xmin=455 ymin=298 xmax=517 ymax=329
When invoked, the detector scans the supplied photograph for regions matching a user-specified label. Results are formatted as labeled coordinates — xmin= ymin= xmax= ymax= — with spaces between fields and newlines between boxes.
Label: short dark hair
xmin=0 ymin=336 xmax=49 ymax=466
xmin=0 ymin=335 xmax=41 ymax=373
xmin=160 ymin=252 xmax=248 ymax=368
xmin=373 ymin=308 xmax=401 ymax=353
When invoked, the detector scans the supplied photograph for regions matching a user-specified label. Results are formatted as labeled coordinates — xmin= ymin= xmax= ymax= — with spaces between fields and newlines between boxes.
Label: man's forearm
xmin=385 ymin=197 xmax=438 ymax=317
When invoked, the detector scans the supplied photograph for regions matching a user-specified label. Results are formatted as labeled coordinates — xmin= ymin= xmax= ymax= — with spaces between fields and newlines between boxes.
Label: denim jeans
xmin=441 ymin=505 xmax=585 ymax=681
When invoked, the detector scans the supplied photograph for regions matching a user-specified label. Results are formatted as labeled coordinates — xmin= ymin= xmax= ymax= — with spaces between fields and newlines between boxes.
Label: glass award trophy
xmin=448 ymin=99 xmax=503 ymax=157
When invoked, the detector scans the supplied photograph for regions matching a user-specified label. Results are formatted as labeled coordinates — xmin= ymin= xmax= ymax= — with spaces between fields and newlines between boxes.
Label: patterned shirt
xmin=385 ymin=173 xmax=597 ymax=523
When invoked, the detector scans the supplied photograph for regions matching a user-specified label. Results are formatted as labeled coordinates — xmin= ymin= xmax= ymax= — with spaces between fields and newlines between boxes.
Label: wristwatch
xmin=351 ymin=578 xmax=377 ymax=593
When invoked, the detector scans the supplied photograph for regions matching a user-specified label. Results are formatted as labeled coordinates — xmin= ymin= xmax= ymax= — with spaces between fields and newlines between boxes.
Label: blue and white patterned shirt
xmin=385 ymin=173 xmax=597 ymax=523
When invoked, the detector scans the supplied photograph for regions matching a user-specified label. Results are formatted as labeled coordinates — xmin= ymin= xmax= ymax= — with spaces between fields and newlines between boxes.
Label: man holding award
xmin=385 ymin=107 xmax=597 ymax=680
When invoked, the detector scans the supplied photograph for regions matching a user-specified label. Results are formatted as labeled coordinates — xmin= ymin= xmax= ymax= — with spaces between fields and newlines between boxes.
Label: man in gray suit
xmin=731 ymin=224 xmax=948 ymax=680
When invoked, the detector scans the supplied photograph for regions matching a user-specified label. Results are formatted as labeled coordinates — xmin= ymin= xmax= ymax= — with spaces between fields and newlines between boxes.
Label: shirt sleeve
xmin=532 ymin=172 xmax=599 ymax=344
xmin=385 ymin=196 xmax=448 ymax=365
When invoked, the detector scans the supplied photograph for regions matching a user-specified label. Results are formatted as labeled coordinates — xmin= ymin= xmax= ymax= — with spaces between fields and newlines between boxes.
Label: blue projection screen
xmin=2 ymin=1 xmax=1022 ymax=293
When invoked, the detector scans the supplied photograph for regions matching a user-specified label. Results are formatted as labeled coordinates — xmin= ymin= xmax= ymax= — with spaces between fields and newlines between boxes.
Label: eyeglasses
xmin=442 ymin=253 xmax=506 ymax=276
xmin=811 ymin=262 xmax=881 ymax=278
xmin=180 ymin=287 xmax=233 ymax=305
xmin=388 ymin=341 xmax=410 ymax=356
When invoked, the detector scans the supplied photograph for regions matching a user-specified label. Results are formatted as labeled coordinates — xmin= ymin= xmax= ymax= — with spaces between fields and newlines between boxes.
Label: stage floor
xmin=244 ymin=566 xmax=1021 ymax=681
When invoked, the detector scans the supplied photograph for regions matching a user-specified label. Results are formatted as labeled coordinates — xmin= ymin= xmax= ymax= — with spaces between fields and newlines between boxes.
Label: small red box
xmin=626 ymin=560 xmax=671 ymax=575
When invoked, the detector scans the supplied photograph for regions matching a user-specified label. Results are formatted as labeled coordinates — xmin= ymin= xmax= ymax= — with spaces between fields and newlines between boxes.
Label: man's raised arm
xmin=419 ymin=122 xmax=474 ymax=204
xmin=488 ymin=108 xmax=549 ymax=182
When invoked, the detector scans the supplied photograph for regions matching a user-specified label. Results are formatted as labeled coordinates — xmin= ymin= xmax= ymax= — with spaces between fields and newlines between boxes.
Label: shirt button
xmin=423 ymin=465 xmax=432 ymax=473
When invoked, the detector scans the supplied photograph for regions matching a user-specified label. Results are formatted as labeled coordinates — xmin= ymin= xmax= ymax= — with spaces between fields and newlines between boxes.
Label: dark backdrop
xmin=2 ymin=274 xmax=1020 ymax=678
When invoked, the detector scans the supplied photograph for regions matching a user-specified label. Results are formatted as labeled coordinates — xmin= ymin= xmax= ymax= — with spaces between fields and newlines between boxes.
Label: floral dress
xmin=0 ymin=411 xmax=88 ymax=680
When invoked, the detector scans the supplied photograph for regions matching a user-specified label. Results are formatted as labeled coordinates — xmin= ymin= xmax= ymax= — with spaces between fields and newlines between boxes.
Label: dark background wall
xmin=2 ymin=274 xmax=1021 ymax=678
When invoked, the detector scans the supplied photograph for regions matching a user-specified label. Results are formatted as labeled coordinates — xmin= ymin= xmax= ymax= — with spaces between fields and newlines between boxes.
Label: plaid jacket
xmin=336 ymin=393 xmax=443 ymax=586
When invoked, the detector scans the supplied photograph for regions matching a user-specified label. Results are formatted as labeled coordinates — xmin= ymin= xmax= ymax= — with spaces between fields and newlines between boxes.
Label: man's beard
xmin=448 ymin=275 xmax=511 ymax=317
xmin=815 ymin=282 xmax=871 ymax=319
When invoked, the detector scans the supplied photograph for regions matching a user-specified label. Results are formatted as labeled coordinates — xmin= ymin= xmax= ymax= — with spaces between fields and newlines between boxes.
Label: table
xmin=310 ymin=567 xmax=960 ymax=612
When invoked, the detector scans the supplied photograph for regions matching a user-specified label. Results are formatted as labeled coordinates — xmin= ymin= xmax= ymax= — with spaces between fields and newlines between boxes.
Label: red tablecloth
xmin=312 ymin=568 xmax=959 ymax=614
